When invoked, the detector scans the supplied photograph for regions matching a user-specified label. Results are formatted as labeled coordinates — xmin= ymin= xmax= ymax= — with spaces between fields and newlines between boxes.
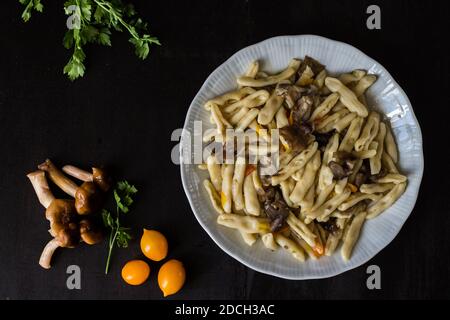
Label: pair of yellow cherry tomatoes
xmin=121 ymin=229 xmax=185 ymax=297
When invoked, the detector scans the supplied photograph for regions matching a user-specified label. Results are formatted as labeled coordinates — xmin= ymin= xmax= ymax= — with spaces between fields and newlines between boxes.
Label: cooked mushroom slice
xmin=258 ymin=174 xmax=272 ymax=188
xmin=284 ymin=85 xmax=305 ymax=109
xmin=258 ymin=185 xmax=276 ymax=203
xmin=275 ymin=82 xmax=291 ymax=96
xmin=369 ymin=166 xmax=388 ymax=183
xmin=262 ymin=187 xmax=290 ymax=232
xmin=314 ymin=132 xmax=333 ymax=151
xmin=298 ymin=56 xmax=325 ymax=77
xmin=319 ymin=217 xmax=339 ymax=235
xmin=62 ymin=165 xmax=112 ymax=192
xmin=334 ymin=151 xmax=356 ymax=164
xmin=27 ymin=170 xmax=55 ymax=208
xmin=328 ymin=151 xmax=357 ymax=179
xmin=279 ymin=124 xmax=311 ymax=153
xmin=291 ymin=95 xmax=314 ymax=124
xmin=354 ymin=171 xmax=369 ymax=188
xmin=328 ymin=161 xmax=348 ymax=180
xmin=79 ymin=219 xmax=103 ymax=245
xmin=39 ymin=159 xmax=103 ymax=214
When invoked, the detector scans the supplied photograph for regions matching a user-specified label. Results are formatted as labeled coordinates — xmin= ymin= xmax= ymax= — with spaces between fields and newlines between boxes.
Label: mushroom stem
xmin=27 ymin=171 xmax=55 ymax=209
xmin=39 ymin=238 xmax=61 ymax=269
xmin=38 ymin=159 xmax=78 ymax=197
xmin=62 ymin=165 xmax=93 ymax=182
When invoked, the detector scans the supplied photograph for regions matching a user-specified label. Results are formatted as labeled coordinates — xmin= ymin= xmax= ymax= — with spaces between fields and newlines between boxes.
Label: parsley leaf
xmin=102 ymin=209 xmax=115 ymax=229
xmin=63 ymin=38 xmax=86 ymax=81
xmin=97 ymin=27 xmax=112 ymax=46
xmin=20 ymin=0 xmax=44 ymax=22
xmin=116 ymin=228 xmax=132 ymax=248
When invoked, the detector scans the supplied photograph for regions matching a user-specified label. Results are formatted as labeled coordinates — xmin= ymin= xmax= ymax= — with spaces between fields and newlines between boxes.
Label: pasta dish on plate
xmin=199 ymin=56 xmax=407 ymax=262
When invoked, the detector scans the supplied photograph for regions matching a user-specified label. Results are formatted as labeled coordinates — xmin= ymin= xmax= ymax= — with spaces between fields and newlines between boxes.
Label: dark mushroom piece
xmin=261 ymin=187 xmax=290 ymax=232
xmin=38 ymin=159 xmax=103 ymax=215
xmin=275 ymin=82 xmax=291 ymax=97
xmin=298 ymin=55 xmax=325 ymax=77
xmin=314 ymin=132 xmax=334 ymax=151
xmin=258 ymin=174 xmax=273 ymax=189
xmin=279 ymin=124 xmax=313 ymax=154
xmin=291 ymin=95 xmax=314 ymax=124
xmin=258 ymin=185 xmax=277 ymax=203
xmin=283 ymin=85 xmax=305 ymax=109
xmin=328 ymin=161 xmax=348 ymax=180
xmin=319 ymin=217 xmax=339 ymax=236
xmin=62 ymin=165 xmax=112 ymax=192
xmin=353 ymin=161 xmax=370 ymax=188
xmin=353 ymin=172 xmax=366 ymax=188
xmin=79 ymin=219 xmax=103 ymax=245
xmin=328 ymin=151 xmax=357 ymax=179
xmin=369 ymin=166 xmax=388 ymax=183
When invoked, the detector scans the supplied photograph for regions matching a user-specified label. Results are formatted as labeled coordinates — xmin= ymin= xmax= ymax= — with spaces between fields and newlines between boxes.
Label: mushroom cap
xmin=54 ymin=222 xmax=80 ymax=248
xmin=92 ymin=167 xmax=113 ymax=192
xmin=46 ymin=199 xmax=76 ymax=223
xmin=79 ymin=219 xmax=104 ymax=245
xmin=45 ymin=199 xmax=80 ymax=247
xmin=75 ymin=181 xmax=103 ymax=215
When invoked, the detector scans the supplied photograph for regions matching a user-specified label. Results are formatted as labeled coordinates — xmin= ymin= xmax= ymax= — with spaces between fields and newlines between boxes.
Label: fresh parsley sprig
xmin=19 ymin=0 xmax=43 ymax=22
xmin=102 ymin=180 xmax=138 ymax=274
xmin=19 ymin=0 xmax=160 ymax=81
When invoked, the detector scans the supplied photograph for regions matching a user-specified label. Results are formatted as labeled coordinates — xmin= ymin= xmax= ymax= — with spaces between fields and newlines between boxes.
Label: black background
xmin=0 ymin=0 xmax=449 ymax=300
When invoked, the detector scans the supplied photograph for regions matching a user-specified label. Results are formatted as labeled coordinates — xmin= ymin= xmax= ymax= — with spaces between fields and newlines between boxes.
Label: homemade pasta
xmin=201 ymin=56 xmax=407 ymax=262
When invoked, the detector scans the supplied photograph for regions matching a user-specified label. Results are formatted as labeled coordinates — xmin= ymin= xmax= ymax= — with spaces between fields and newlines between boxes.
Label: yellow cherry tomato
xmin=140 ymin=228 xmax=168 ymax=261
xmin=158 ymin=259 xmax=186 ymax=297
xmin=121 ymin=260 xmax=150 ymax=286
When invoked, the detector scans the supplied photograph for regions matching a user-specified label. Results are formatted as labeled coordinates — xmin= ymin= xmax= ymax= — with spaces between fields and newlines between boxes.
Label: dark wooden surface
xmin=0 ymin=0 xmax=449 ymax=300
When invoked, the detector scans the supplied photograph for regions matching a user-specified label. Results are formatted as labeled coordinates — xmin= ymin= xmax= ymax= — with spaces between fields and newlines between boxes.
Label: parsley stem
xmin=104 ymin=231 xmax=117 ymax=274
xmin=104 ymin=205 xmax=120 ymax=274
xmin=93 ymin=0 xmax=141 ymax=41
xmin=23 ymin=1 xmax=34 ymax=17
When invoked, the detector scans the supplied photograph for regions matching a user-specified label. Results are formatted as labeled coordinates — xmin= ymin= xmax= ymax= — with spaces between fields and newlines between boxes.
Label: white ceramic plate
xmin=180 ymin=35 xmax=424 ymax=280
